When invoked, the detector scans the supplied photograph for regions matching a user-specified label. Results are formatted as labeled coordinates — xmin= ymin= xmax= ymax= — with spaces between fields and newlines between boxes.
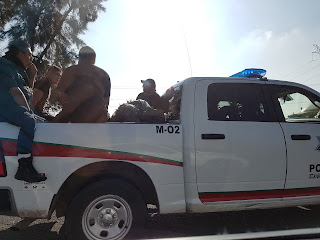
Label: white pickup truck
xmin=0 ymin=69 xmax=320 ymax=240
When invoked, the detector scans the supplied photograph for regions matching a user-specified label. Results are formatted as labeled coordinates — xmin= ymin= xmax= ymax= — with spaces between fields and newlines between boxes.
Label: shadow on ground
xmin=1 ymin=206 xmax=320 ymax=240
xmin=133 ymin=206 xmax=320 ymax=239
xmin=0 ymin=222 xmax=60 ymax=240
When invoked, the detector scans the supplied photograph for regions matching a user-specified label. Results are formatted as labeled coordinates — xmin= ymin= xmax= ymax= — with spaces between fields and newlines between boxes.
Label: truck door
xmin=267 ymin=84 xmax=320 ymax=200
xmin=194 ymin=80 xmax=287 ymax=204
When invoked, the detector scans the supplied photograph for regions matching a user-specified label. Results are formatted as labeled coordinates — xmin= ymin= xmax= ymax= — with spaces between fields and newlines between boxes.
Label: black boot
xmin=15 ymin=157 xmax=47 ymax=183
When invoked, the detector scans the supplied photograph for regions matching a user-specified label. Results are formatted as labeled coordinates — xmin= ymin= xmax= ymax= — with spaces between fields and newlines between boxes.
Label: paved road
xmin=1 ymin=206 xmax=320 ymax=240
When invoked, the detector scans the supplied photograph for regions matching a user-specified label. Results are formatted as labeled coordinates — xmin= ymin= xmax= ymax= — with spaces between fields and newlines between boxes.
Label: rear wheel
xmin=63 ymin=179 xmax=147 ymax=240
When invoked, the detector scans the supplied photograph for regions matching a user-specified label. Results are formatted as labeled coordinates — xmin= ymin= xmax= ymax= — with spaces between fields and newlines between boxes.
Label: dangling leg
xmin=5 ymin=108 xmax=47 ymax=183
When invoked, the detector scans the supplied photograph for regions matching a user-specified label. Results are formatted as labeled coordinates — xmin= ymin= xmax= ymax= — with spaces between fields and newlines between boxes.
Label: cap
xmin=141 ymin=78 xmax=156 ymax=88
xmin=9 ymin=40 xmax=30 ymax=52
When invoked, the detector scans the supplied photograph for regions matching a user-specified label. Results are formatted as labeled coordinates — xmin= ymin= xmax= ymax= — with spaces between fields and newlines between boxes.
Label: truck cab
xmin=178 ymin=72 xmax=320 ymax=213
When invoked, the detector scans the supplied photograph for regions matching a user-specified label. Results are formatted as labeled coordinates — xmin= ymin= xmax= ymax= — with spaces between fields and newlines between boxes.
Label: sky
xmin=2 ymin=0 xmax=320 ymax=114
xmin=79 ymin=0 xmax=320 ymax=114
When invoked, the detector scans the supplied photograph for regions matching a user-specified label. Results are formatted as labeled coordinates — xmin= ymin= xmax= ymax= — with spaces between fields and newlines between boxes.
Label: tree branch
xmin=36 ymin=4 xmax=74 ymax=64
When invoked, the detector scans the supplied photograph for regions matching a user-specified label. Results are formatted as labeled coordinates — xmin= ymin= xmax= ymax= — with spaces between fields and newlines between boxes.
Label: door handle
xmin=201 ymin=134 xmax=225 ymax=140
xmin=291 ymin=135 xmax=311 ymax=140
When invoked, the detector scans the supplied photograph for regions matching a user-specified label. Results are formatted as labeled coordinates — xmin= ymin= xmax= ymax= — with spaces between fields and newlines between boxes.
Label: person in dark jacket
xmin=136 ymin=78 xmax=162 ymax=109
xmin=0 ymin=40 xmax=47 ymax=183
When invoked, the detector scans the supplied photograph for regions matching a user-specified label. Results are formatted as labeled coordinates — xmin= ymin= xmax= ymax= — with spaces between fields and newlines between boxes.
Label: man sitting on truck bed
xmin=53 ymin=46 xmax=111 ymax=123
xmin=0 ymin=40 xmax=47 ymax=183
xmin=32 ymin=65 xmax=62 ymax=119
xmin=137 ymin=78 xmax=162 ymax=110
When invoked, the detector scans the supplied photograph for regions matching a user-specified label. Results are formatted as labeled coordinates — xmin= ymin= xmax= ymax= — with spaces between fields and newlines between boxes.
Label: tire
xmin=62 ymin=179 xmax=147 ymax=240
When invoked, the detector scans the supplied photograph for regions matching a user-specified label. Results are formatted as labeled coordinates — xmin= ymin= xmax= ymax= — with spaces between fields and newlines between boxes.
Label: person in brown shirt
xmin=53 ymin=46 xmax=110 ymax=123
xmin=32 ymin=65 xmax=62 ymax=117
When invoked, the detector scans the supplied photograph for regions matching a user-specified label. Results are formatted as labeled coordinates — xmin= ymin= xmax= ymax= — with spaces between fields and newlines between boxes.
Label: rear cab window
xmin=207 ymin=83 xmax=272 ymax=122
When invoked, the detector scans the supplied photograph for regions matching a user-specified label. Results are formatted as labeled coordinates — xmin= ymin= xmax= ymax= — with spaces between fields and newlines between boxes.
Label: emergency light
xmin=230 ymin=68 xmax=266 ymax=78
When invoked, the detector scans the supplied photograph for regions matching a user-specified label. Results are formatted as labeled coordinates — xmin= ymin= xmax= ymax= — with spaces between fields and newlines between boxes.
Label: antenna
xmin=312 ymin=44 xmax=320 ymax=61
xmin=183 ymin=30 xmax=193 ymax=77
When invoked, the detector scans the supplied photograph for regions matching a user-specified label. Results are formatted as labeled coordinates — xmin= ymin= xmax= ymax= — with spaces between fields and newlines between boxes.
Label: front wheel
xmin=63 ymin=179 xmax=147 ymax=240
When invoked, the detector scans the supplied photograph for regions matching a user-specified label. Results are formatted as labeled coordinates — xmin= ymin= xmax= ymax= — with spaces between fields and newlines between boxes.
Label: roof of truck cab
xmin=177 ymin=77 xmax=320 ymax=95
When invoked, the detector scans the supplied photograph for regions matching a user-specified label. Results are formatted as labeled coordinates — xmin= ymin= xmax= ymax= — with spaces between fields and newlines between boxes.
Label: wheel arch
xmin=50 ymin=161 xmax=159 ymax=217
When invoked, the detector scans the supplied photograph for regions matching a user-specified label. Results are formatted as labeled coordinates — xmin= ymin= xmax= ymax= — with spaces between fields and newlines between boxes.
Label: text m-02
xmin=156 ymin=126 xmax=180 ymax=134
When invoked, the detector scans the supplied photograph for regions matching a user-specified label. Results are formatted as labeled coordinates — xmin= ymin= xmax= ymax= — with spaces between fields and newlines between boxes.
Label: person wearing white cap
xmin=136 ymin=78 xmax=162 ymax=109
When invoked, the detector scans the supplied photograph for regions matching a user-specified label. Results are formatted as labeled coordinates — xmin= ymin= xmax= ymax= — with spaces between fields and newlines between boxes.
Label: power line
xmin=287 ymin=61 xmax=320 ymax=81
xmin=280 ymin=60 xmax=313 ymax=79
xmin=281 ymin=44 xmax=320 ymax=80
xmin=302 ymin=71 xmax=320 ymax=84
xmin=312 ymin=44 xmax=320 ymax=61
xmin=308 ymin=82 xmax=320 ymax=86
xmin=111 ymin=86 xmax=140 ymax=89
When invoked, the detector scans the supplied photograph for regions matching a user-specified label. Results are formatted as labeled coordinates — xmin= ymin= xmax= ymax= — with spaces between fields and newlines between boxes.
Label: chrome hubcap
xmin=97 ymin=208 xmax=118 ymax=227
xmin=82 ymin=195 xmax=132 ymax=240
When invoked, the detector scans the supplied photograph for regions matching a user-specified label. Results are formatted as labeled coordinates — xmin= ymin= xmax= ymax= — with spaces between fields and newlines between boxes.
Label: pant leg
xmin=0 ymin=107 xmax=36 ymax=154
xmin=16 ymin=110 xmax=36 ymax=154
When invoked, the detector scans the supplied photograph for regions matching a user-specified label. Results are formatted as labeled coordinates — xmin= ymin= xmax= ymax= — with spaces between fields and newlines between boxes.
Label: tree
xmin=0 ymin=0 xmax=24 ymax=28
xmin=0 ymin=0 xmax=107 ymax=76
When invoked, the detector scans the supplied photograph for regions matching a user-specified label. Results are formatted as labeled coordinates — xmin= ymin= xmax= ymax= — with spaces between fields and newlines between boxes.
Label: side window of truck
xmin=269 ymin=85 xmax=320 ymax=122
xmin=207 ymin=83 xmax=270 ymax=122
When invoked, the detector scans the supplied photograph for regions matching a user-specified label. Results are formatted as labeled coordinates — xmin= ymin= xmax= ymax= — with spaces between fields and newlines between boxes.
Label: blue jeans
xmin=0 ymin=106 xmax=36 ymax=154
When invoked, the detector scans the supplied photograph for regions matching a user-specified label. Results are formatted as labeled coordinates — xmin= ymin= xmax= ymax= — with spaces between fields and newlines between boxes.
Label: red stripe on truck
xmin=0 ymin=139 xmax=183 ymax=167
xmin=199 ymin=187 xmax=320 ymax=202
xmin=1 ymin=140 xmax=16 ymax=157
xmin=0 ymin=140 xmax=7 ymax=177
xmin=283 ymin=187 xmax=320 ymax=198
xmin=0 ymin=162 xmax=4 ymax=176
xmin=199 ymin=189 xmax=283 ymax=202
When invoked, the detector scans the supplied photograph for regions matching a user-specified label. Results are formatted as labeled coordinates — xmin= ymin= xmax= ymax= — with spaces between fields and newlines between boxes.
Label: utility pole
xmin=312 ymin=44 xmax=320 ymax=61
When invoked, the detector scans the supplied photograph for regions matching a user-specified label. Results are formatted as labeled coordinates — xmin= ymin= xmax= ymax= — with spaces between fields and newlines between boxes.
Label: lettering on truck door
xmin=268 ymin=84 xmax=320 ymax=199
xmin=194 ymin=80 xmax=287 ymax=204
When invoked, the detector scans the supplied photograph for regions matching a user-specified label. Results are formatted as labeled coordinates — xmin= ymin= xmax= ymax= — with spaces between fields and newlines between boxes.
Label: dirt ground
xmin=1 ymin=206 xmax=320 ymax=240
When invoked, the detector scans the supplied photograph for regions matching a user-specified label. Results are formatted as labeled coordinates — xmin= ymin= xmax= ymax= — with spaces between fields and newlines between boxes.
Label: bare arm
xmin=31 ymin=88 xmax=44 ymax=111
xmin=27 ymin=63 xmax=37 ymax=88
xmin=56 ymin=68 xmax=74 ymax=93
xmin=50 ymin=88 xmax=68 ymax=104
xmin=10 ymin=87 xmax=31 ymax=111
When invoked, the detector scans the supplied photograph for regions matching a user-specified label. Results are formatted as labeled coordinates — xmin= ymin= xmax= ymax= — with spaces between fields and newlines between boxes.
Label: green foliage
xmin=0 ymin=0 xmax=24 ymax=28
xmin=0 ymin=0 xmax=107 ymax=76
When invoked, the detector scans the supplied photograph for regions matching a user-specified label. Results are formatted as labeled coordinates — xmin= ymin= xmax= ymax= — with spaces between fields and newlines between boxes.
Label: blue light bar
xmin=230 ymin=68 xmax=266 ymax=78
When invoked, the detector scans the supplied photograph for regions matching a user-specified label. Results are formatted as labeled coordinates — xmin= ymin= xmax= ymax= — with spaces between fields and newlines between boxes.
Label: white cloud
xmin=83 ymin=0 xmax=320 ymax=113
xmin=220 ymin=28 xmax=314 ymax=79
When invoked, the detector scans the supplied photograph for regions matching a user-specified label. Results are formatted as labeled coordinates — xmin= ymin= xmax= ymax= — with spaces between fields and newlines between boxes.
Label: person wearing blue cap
xmin=0 ymin=40 xmax=47 ymax=183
